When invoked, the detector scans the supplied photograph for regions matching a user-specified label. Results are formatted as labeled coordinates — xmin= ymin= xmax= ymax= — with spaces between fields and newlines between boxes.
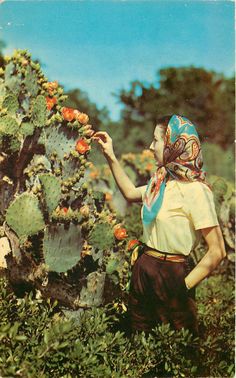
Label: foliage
xmin=0 ymin=274 xmax=234 ymax=377
xmin=196 ymin=275 xmax=235 ymax=377
xmin=202 ymin=142 xmax=234 ymax=182
xmin=116 ymin=67 xmax=234 ymax=151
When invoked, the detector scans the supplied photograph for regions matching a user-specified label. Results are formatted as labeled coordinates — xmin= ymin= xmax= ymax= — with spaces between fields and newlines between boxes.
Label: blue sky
xmin=0 ymin=0 xmax=234 ymax=120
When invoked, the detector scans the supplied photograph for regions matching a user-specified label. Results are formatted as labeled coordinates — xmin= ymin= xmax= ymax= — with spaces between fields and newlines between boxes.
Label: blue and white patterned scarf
xmin=142 ymin=114 xmax=209 ymax=225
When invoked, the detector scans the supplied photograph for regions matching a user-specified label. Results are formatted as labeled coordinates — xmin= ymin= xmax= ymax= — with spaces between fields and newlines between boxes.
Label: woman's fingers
xmin=97 ymin=139 xmax=106 ymax=147
xmin=92 ymin=131 xmax=111 ymax=143
xmin=93 ymin=138 xmax=106 ymax=151
xmin=93 ymin=131 xmax=110 ymax=138
xmin=91 ymin=131 xmax=115 ymax=159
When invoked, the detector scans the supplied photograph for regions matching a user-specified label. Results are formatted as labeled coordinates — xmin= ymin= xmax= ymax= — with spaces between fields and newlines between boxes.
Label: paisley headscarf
xmin=142 ymin=114 xmax=210 ymax=225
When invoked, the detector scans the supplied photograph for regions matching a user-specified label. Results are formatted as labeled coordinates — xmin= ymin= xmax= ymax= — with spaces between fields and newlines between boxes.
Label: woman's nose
xmin=149 ymin=141 xmax=154 ymax=151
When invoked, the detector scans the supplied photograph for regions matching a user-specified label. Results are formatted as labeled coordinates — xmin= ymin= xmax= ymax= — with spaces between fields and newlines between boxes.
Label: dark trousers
xmin=128 ymin=253 xmax=199 ymax=337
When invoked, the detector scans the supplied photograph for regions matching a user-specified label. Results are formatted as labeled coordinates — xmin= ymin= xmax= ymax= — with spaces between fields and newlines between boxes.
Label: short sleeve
xmin=186 ymin=182 xmax=219 ymax=230
xmin=138 ymin=185 xmax=148 ymax=201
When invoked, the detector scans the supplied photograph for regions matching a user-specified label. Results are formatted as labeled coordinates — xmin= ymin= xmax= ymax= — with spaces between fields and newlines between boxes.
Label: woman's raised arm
xmin=92 ymin=131 xmax=143 ymax=202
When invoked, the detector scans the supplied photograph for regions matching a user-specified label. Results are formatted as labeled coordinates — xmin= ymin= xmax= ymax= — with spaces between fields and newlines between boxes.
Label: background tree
xmin=116 ymin=67 xmax=234 ymax=151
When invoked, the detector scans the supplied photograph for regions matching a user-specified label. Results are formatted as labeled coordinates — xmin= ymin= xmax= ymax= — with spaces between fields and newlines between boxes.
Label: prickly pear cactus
xmin=0 ymin=50 xmax=131 ymax=309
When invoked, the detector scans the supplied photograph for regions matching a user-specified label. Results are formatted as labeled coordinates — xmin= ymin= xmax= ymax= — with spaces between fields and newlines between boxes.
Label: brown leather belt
xmin=145 ymin=249 xmax=186 ymax=262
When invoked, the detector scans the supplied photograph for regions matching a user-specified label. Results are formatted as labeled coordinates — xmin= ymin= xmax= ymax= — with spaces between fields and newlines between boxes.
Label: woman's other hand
xmin=92 ymin=131 xmax=115 ymax=161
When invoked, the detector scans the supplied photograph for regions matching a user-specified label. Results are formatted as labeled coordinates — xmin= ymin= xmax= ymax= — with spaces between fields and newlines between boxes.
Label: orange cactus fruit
xmin=61 ymin=107 xmax=77 ymax=122
xmin=142 ymin=149 xmax=154 ymax=158
xmin=75 ymin=139 xmax=91 ymax=154
xmin=46 ymin=81 xmax=58 ymax=95
xmin=105 ymin=192 xmax=112 ymax=201
xmin=114 ymin=226 xmax=128 ymax=240
xmin=145 ymin=163 xmax=154 ymax=171
xmin=46 ymin=96 xmax=57 ymax=110
xmin=76 ymin=112 xmax=89 ymax=125
xmin=89 ymin=170 xmax=99 ymax=179
xmin=62 ymin=207 xmax=68 ymax=214
xmin=87 ymin=162 xmax=94 ymax=169
xmin=127 ymin=239 xmax=140 ymax=251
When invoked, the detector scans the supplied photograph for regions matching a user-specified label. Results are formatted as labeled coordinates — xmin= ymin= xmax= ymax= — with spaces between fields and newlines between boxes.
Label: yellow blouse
xmin=140 ymin=180 xmax=219 ymax=256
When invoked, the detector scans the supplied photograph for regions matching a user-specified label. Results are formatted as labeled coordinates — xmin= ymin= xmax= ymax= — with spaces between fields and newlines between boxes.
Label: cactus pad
xmin=106 ymin=258 xmax=120 ymax=275
xmin=43 ymin=223 xmax=83 ymax=272
xmin=88 ymin=222 xmax=115 ymax=251
xmin=39 ymin=174 xmax=61 ymax=214
xmin=24 ymin=66 xmax=39 ymax=97
xmin=212 ymin=177 xmax=228 ymax=197
xmin=8 ymin=136 xmax=22 ymax=153
xmin=31 ymin=95 xmax=47 ymax=127
xmin=61 ymin=159 xmax=79 ymax=180
xmin=78 ymin=271 xmax=106 ymax=307
xmin=4 ymin=62 xmax=14 ymax=79
xmin=0 ymin=78 xmax=6 ymax=101
xmin=42 ymin=125 xmax=79 ymax=161
xmin=4 ymin=62 xmax=21 ymax=95
xmin=2 ymin=93 xmax=19 ymax=114
xmin=20 ymin=122 xmax=35 ymax=137
xmin=0 ymin=115 xmax=19 ymax=135
xmin=5 ymin=193 xmax=45 ymax=239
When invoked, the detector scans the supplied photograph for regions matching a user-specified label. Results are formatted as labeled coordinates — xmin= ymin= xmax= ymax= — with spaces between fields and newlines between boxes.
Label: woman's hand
xmin=92 ymin=131 xmax=115 ymax=161
xmin=91 ymin=130 xmax=141 ymax=202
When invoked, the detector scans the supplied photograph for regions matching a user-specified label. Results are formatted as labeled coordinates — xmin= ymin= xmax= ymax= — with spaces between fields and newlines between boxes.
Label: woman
xmin=92 ymin=114 xmax=226 ymax=336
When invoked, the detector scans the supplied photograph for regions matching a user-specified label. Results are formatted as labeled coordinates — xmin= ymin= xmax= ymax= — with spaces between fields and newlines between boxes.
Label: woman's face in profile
xmin=149 ymin=125 xmax=165 ymax=166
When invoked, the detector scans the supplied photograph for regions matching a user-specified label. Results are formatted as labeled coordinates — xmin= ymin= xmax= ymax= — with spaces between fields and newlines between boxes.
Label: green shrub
xmin=202 ymin=143 xmax=234 ymax=182
xmin=0 ymin=273 xmax=234 ymax=378
xmin=196 ymin=275 xmax=235 ymax=377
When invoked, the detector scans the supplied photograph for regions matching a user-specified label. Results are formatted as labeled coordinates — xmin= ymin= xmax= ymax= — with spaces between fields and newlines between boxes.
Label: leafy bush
xmin=0 ymin=273 xmax=234 ymax=378
xmin=196 ymin=275 xmax=235 ymax=377
xmin=202 ymin=142 xmax=234 ymax=182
